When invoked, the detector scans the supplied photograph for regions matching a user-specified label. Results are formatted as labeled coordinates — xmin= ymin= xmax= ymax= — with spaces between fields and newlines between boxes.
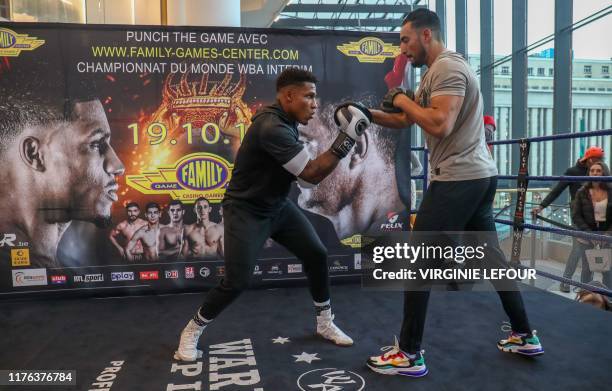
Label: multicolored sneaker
xmin=366 ymin=337 xmax=428 ymax=377
xmin=497 ymin=330 xmax=544 ymax=356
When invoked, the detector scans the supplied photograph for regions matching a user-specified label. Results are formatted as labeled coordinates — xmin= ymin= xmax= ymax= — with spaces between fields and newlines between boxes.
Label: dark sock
xmin=314 ymin=299 xmax=331 ymax=316
xmin=193 ymin=308 xmax=212 ymax=327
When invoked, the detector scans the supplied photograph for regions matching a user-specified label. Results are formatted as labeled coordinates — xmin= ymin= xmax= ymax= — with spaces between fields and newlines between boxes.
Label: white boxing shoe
xmin=316 ymin=309 xmax=354 ymax=346
xmin=174 ymin=319 xmax=205 ymax=361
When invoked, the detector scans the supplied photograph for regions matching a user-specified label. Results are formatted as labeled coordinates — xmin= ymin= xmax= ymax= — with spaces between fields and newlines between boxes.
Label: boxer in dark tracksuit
xmin=175 ymin=68 xmax=372 ymax=361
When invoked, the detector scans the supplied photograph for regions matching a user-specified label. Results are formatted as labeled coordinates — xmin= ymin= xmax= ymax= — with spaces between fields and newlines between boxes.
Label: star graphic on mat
xmin=293 ymin=352 xmax=320 ymax=364
xmin=272 ymin=336 xmax=290 ymax=344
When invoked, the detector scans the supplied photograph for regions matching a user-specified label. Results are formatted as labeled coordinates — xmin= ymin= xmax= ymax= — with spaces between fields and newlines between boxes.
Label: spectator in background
xmin=483 ymin=115 xmax=496 ymax=154
xmin=532 ymin=146 xmax=604 ymax=216
xmin=531 ymin=146 xmax=604 ymax=292
xmin=571 ymin=161 xmax=612 ymax=289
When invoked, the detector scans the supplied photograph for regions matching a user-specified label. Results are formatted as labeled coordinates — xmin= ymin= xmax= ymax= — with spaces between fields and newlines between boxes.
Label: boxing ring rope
xmin=410 ymin=127 xmax=612 ymax=297
xmin=488 ymin=128 xmax=612 ymax=145
xmin=498 ymin=175 xmax=612 ymax=181
xmin=495 ymin=219 xmax=612 ymax=244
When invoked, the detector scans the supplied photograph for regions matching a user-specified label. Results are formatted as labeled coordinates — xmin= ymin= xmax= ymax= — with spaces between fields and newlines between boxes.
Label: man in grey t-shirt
xmin=415 ymin=49 xmax=497 ymax=181
xmin=365 ymin=8 xmax=544 ymax=379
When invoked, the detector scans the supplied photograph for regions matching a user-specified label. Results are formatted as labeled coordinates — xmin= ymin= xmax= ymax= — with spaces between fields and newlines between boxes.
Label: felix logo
xmin=0 ymin=233 xmax=16 ymax=247
xmin=380 ymin=212 xmax=403 ymax=231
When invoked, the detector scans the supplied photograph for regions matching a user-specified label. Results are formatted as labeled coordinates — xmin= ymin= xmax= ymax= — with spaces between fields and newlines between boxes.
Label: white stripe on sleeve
xmin=282 ymin=147 xmax=310 ymax=176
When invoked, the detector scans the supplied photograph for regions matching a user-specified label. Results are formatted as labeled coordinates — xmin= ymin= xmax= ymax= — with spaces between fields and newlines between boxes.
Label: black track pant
xmin=199 ymin=199 xmax=330 ymax=320
xmin=399 ymin=176 xmax=532 ymax=353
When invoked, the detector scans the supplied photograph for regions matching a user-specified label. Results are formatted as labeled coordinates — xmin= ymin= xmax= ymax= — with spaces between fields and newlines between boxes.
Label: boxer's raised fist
xmin=333 ymin=101 xmax=372 ymax=139
xmin=381 ymin=87 xmax=415 ymax=113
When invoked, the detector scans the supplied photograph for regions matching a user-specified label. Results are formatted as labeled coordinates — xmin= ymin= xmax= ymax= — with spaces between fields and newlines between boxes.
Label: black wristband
xmin=330 ymin=132 xmax=356 ymax=159
xmin=381 ymin=100 xmax=402 ymax=113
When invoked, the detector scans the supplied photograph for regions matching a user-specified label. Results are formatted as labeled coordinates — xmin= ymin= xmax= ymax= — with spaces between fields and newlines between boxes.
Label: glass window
xmin=445 ymin=0 xmax=456 ymax=51
xmin=466 ymin=0 xmax=480 ymax=73
xmin=85 ymin=0 xmax=160 ymax=25
xmin=602 ymin=65 xmax=609 ymax=74
xmin=10 ymin=0 xmax=85 ymax=23
xmin=0 ymin=0 xmax=9 ymax=19
xmin=572 ymin=1 xmax=611 ymax=166
xmin=493 ymin=0 xmax=513 ymax=176
xmin=549 ymin=68 xmax=554 ymax=77
xmin=527 ymin=0 xmax=555 ymax=177
xmin=568 ymin=0 xmax=612 ymax=172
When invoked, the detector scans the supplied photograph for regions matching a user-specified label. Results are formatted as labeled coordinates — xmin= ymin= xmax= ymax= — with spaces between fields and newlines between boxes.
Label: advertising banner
xmin=0 ymin=23 xmax=412 ymax=297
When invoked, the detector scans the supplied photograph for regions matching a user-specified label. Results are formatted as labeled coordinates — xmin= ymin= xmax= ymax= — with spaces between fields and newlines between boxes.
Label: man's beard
xmin=411 ymin=44 xmax=427 ymax=68
xmin=411 ymin=53 xmax=426 ymax=68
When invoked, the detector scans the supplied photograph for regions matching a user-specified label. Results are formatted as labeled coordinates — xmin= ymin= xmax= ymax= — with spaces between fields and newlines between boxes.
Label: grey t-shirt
xmin=415 ymin=50 xmax=497 ymax=181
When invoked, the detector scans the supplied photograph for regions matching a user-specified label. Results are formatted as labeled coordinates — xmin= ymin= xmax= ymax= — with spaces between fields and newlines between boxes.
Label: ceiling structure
xmin=241 ymin=0 xmax=290 ymax=28
xmin=268 ymin=0 xmax=426 ymax=31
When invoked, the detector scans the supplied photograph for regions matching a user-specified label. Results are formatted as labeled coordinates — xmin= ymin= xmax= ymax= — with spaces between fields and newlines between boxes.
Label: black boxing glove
xmin=330 ymin=132 xmax=356 ymax=159
xmin=380 ymin=87 xmax=415 ymax=113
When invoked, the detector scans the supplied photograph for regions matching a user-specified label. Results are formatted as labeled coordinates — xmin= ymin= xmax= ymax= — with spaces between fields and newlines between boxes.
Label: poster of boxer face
xmin=0 ymin=23 xmax=413 ymax=296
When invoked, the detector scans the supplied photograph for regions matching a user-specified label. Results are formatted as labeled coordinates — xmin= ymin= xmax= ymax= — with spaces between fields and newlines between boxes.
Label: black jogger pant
xmin=199 ymin=199 xmax=330 ymax=320
xmin=399 ymin=176 xmax=532 ymax=353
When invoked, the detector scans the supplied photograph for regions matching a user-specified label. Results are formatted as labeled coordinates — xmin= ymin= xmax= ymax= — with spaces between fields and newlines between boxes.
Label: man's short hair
xmin=0 ymin=94 xmax=63 ymax=157
xmin=168 ymin=199 xmax=184 ymax=209
xmin=145 ymin=202 xmax=161 ymax=212
xmin=276 ymin=68 xmax=318 ymax=92
xmin=402 ymin=8 xmax=442 ymax=41
xmin=195 ymin=197 xmax=210 ymax=206
xmin=319 ymin=97 xmax=399 ymax=165
xmin=0 ymin=67 xmax=100 ymax=158
xmin=126 ymin=202 xmax=140 ymax=209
